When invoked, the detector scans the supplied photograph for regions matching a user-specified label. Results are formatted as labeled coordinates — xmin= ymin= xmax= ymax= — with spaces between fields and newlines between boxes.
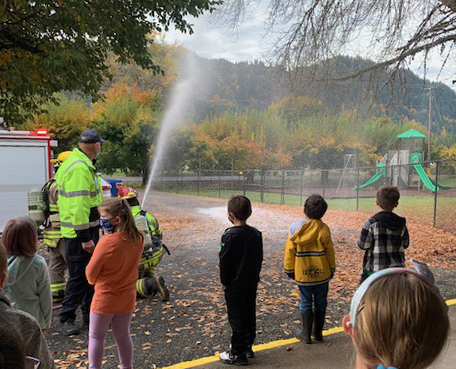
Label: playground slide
xmin=354 ymin=163 xmax=385 ymax=190
xmin=430 ymin=177 xmax=451 ymax=190
xmin=413 ymin=164 xmax=437 ymax=192
xmin=355 ymin=172 xmax=384 ymax=190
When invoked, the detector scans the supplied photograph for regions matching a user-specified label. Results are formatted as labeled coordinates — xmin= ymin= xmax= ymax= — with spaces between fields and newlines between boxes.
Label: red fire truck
xmin=0 ymin=128 xmax=57 ymax=233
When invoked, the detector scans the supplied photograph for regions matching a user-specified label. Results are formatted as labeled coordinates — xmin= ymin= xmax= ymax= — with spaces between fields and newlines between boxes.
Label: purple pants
xmin=88 ymin=311 xmax=133 ymax=369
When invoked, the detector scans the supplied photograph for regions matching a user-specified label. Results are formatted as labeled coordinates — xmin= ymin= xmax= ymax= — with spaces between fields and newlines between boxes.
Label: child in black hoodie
xmin=357 ymin=186 xmax=409 ymax=284
xmin=219 ymin=196 xmax=263 ymax=366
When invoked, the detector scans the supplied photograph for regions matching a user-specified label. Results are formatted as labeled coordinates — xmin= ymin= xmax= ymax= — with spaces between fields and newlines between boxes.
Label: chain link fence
xmin=154 ymin=159 xmax=456 ymax=232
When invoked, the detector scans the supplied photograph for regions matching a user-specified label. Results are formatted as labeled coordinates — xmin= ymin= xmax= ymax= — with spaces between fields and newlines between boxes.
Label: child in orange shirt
xmin=86 ymin=198 xmax=144 ymax=369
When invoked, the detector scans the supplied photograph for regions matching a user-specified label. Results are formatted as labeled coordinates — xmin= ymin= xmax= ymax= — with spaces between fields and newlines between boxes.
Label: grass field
xmin=162 ymin=188 xmax=456 ymax=231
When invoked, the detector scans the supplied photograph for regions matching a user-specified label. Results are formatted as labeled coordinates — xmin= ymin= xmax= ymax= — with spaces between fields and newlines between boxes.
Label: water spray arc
xmin=142 ymin=53 xmax=199 ymax=207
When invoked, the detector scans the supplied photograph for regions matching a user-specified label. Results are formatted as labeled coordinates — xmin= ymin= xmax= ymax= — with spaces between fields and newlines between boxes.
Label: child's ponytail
xmin=99 ymin=198 xmax=143 ymax=243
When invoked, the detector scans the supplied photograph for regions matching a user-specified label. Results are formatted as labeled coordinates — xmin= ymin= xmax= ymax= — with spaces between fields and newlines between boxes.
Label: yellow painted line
xmin=159 ymin=298 xmax=454 ymax=369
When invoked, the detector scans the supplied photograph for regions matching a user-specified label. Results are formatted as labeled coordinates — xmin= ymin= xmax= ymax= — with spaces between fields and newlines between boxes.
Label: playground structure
xmin=355 ymin=129 xmax=450 ymax=192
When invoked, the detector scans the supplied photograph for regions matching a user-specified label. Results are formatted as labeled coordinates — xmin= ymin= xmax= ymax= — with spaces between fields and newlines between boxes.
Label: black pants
xmin=224 ymin=284 xmax=258 ymax=356
xmin=60 ymin=228 xmax=99 ymax=323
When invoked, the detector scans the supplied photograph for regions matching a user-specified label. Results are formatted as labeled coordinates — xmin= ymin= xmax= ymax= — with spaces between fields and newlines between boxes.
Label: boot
xmin=296 ymin=313 xmax=313 ymax=344
xmin=155 ymin=276 xmax=170 ymax=302
xmin=313 ymin=310 xmax=326 ymax=342
xmin=61 ymin=320 xmax=80 ymax=336
xmin=137 ymin=278 xmax=151 ymax=298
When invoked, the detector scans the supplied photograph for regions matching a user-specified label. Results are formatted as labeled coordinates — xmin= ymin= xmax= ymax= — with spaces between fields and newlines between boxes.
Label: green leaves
xmin=0 ymin=0 xmax=218 ymax=125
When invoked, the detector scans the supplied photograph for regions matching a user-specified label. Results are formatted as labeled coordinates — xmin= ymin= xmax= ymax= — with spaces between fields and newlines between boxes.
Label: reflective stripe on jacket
xmin=55 ymin=148 xmax=102 ymax=239
xmin=43 ymin=180 xmax=62 ymax=246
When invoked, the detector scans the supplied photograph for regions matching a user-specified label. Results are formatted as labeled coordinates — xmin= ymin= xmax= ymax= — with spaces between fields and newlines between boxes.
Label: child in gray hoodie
xmin=2 ymin=216 xmax=52 ymax=329
xmin=0 ymin=239 xmax=55 ymax=369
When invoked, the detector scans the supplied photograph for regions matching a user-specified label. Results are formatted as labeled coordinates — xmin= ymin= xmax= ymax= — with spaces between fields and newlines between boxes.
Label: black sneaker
xmin=61 ymin=320 xmax=80 ymax=336
xmin=245 ymin=348 xmax=254 ymax=359
xmin=219 ymin=351 xmax=248 ymax=366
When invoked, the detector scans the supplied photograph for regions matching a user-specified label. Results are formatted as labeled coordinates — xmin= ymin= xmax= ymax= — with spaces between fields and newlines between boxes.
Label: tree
xmin=220 ymin=1 xmax=456 ymax=79
xmin=0 ymin=0 xmax=219 ymax=124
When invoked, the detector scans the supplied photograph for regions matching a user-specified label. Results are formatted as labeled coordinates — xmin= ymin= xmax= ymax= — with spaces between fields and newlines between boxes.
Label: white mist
xmin=142 ymin=52 xmax=200 ymax=207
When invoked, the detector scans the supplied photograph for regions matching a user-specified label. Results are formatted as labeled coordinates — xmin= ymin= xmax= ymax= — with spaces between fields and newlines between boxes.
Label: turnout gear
xmin=135 ymin=276 xmax=169 ymax=301
xmin=118 ymin=189 xmax=169 ymax=300
xmin=55 ymin=148 xmax=102 ymax=240
xmin=44 ymin=153 xmax=71 ymax=304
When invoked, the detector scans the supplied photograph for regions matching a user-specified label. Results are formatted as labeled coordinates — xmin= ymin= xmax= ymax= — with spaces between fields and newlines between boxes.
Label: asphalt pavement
xmin=162 ymin=304 xmax=456 ymax=369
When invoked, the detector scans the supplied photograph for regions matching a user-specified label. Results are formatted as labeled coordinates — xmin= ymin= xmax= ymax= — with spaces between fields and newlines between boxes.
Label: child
xmin=0 ymin=239 xmax=56 ymax=369
xmin=342 ymin=263 xmax=449 ymax=369
xmin=357 ymin=186 xmax=409 ymax=284
xmin=2 ymin=216 xmax=52 ymax=330
xmin=284 ymin=194 xmax=335 ymax=344
xmin=86 ymin=198 xmax=144 ymax=369
xmin=219 ymin=195 xmax=263 ymax=366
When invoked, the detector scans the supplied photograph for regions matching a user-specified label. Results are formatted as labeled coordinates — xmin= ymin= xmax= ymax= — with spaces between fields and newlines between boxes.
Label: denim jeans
xmin=298 ymin=282 xmax=329 ymax=315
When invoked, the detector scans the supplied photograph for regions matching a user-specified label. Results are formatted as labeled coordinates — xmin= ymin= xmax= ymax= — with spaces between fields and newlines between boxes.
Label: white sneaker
xmin=219 ymin=351 xmax=248 ymax=366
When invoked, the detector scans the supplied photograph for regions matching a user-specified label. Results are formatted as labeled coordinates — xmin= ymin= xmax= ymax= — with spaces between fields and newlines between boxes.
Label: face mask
xmin=100 ymin=218 xmax=116 ymax=234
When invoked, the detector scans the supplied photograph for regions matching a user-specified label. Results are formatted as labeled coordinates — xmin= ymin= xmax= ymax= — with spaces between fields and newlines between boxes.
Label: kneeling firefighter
xmin=118 ymin=186 xmax=170 ymax=301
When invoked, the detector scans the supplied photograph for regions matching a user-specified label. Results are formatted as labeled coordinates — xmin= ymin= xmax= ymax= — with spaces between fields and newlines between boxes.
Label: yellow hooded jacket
xmin=284 ymin=219 xmax=336 ymax=286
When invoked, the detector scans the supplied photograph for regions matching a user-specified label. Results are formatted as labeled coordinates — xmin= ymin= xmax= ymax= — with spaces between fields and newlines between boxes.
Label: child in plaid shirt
xmin=357 ymin=186 xmax=409 ymax=284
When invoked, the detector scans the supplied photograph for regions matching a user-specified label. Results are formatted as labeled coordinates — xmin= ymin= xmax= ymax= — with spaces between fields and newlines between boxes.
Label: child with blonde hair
xmin=343 ymin=261 xmax=449 ymax=369
xmin=86 ymin=198 xmax=144 ymax=369
xmin=2 ymin=216 xmax=52 ymax=330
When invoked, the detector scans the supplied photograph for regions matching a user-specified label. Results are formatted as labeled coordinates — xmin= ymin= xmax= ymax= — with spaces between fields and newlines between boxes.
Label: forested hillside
xmin=20 ymin=44 xmax=456 ymax=176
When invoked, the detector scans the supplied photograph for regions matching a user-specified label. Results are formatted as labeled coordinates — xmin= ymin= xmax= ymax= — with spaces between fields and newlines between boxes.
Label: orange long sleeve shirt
xmin=86 ymin=232 xmax=144 ymax=314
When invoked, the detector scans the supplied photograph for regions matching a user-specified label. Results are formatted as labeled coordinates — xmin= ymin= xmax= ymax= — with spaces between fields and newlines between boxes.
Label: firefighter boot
xmin=296 ymin=313 xmax=313 ymax=344
xmin=136 ymin=278 xmax=151 ymax=298
xmin=313 ymin=310 xmax=326 ymax=342
xmin=145 ymin=276 xmax=170 ymax=302
xmin=52 ymin=290 xmax=65 ymax=304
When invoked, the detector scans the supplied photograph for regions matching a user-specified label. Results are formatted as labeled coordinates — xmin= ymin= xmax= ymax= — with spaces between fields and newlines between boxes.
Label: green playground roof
xmin=396 ymin=129 xmax=426 ymax=139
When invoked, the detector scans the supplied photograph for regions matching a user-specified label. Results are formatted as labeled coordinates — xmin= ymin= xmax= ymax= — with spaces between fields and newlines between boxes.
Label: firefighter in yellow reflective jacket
xmin=44 ymin=151 xmax=73 ymax=304
xmin=55 ymin=129 xmax=104 ymax=336
xmin=118 ymin=186 xmax=170 ymax=301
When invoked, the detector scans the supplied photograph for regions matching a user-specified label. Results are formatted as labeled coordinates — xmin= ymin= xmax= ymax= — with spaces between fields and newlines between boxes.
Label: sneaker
xmin=245 ymin=348 xmax=254 ymax=359
xmin=156 ymin=276 xmax=170 ymax=302
xmin=60 ymin=320 xmax=80 ymax=336
xmin=219 ymin=351 xmax=248 ymax=366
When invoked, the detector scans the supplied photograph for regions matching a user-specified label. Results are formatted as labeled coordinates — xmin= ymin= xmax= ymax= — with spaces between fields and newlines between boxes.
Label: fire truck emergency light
xmin=36 ymin=129 xmax=48 ymax=135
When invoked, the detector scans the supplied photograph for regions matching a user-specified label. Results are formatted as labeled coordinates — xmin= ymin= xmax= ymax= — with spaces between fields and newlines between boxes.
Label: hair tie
xmin=377 ymin=366 xmax=397 ymax=369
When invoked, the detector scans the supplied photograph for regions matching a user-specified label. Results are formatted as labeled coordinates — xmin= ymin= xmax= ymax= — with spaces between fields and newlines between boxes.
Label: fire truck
xmin=0 ymin=127 xmax=57 ymax=233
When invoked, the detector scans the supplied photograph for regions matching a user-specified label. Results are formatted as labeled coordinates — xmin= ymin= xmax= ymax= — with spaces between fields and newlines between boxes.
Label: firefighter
xmin=56 ymin=129 xmax=104 ymax=336
xmin=44 ymin=150 xmax=72 ymax=304
xmin=118 ymin=186 xmax=170 ymax=302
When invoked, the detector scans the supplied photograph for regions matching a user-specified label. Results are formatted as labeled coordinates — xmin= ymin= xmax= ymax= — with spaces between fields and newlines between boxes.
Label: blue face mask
xmin=100 ymin=218 xmax=116 ymax=235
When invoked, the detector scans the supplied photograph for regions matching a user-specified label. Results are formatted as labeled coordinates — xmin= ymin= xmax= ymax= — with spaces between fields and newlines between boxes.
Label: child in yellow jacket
xmin=284 ymin=194 xmax=336 ymax=344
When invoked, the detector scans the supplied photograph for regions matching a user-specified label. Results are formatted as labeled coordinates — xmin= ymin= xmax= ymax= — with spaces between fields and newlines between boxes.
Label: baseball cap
xmin=79 ymin=129 xmax=105 ymax=144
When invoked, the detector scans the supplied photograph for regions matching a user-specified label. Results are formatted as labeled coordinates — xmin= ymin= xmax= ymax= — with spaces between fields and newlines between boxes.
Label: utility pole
xmin=428 ymin=86 xmax=432 ymax=162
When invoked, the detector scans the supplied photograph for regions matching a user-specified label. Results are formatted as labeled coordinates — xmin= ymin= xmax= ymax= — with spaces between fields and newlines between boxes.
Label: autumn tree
xmin=220 ymin=1 xmax=456 ymax=78
xmin=0 ymin=0 xmax=218 ymax=124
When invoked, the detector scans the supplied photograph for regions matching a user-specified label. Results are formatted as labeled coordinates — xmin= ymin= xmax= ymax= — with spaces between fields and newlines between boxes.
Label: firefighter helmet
xmin=52 ymin=151 xmax=72 ymax=167
xmin=118 ymin=186 xmax=137 ymax=199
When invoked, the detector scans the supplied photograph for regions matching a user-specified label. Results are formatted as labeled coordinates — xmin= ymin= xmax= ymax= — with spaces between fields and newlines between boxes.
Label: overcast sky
xmin=165 ymin=8 xmax=456 ymax=88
